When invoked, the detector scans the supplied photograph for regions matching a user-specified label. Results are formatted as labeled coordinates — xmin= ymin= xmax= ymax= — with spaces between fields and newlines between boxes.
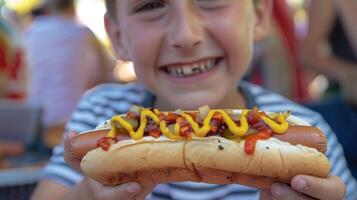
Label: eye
xmin=134 ymin=0 xmax=166 ymax=13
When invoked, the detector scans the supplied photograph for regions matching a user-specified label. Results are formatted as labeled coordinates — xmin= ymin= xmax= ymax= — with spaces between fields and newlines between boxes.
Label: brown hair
xmin=47 ymin=0 xmax=74 ymax=12
xmin=105 ymin=0 xmax=116 ymax=20
xmin=105 ymin=0 xmax=261 ymax=20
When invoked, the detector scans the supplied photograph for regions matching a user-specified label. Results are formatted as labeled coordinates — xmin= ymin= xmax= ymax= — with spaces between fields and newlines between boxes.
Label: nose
xmin=168 ymin=6 xmax=203 ymax=50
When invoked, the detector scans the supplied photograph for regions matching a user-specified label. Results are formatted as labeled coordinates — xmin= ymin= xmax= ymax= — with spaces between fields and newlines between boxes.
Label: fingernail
xmin=126 ymin=183 xmax=141 ymax=194
xmin=294 ymin=178 xmax=308 ymax=191
xmin=272 ymin=183 xmax=286 ymax=197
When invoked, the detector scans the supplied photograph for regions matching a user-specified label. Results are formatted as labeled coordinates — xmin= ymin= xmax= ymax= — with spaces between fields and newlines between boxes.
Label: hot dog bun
xmin=81 ymin=136 xmax=329 ymax=189
xmin=78 ymin=108 xmax=330 ymax=189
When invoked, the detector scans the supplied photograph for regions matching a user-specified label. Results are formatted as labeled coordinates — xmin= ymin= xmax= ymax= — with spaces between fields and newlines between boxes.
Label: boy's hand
xmin=79 ymin=178 xmax=155 ymax=200
xmin=260 ymin=175 xmax=346 ymax=200
xmin=63 ymin=177 xmax=155 ymax=200
xmin=63 ymin=131 xmax=82 ymax=171
xmin=63 ymin=131 xmax=155 ymax=200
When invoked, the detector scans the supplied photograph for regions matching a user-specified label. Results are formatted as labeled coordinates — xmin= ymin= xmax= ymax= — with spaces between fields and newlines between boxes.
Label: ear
xmin=253 ymin=0 xmax=272 ymax=42
xmin=104 ymin=13 xmax=130 ymax=61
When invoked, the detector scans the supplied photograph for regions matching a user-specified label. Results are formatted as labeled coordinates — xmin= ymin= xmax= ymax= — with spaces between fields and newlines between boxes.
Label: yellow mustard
xmin=180 ymin=109 xmax=249 ymax=137
xmin=107 ymin=109 xmax=159 ymax=140
xmin=261 ymin=113 xmax=289 ymax=134
xmin=106 ymin=108 xmax=289 ymax=140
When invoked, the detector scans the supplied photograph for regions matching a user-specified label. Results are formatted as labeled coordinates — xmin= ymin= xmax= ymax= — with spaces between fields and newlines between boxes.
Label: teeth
xmin=199 ymin=62 xmax=206 ymax=72
xmin=183 ymin=65 xmax=192 ymax=74
xmin=165 ymin=59 xmax=218 ymax=77
xmin=175 ymin=67 xmax=181 ymax=77
xmin=206 ymin=60 xmax=214 ymax=69
xmin=191 ymin=64 xmax=202 ymax=75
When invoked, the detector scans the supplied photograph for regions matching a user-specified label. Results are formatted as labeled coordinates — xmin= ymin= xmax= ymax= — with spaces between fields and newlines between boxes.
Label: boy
xmin=31 ymin=0 xmax=355 ymax=199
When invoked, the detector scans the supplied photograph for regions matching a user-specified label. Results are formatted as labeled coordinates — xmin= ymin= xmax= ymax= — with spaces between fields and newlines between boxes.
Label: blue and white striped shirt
xmin=42 ymin=82 xmax=357 ymax=200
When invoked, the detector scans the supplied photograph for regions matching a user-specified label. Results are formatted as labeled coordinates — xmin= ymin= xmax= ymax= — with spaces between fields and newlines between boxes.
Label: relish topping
xmin=102 ymin=106 xmax=290 ymax=154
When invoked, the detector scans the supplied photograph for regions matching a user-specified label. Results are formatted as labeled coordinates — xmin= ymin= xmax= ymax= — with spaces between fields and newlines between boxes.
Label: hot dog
xmin=68 ymin=106 xmax=330 ymax=189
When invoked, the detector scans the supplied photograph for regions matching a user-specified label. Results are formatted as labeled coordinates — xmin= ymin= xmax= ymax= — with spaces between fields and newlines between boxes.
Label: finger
xmin=133 ymin=184 xmax=156 ymax=200
xmin=95 ymin=182 xmax=142 ymax=200
xmin=63 ymin=131 xmax=81 ymax=171
xmin=291 ymin=175 xmax=346 ymax=200
xmin=260 ymin=190 xmax=279 ymax=200
xmin=271 ymin=183 xmax=315 ymax=200
xmin=65 ymin=131 xmax=77 ymax=141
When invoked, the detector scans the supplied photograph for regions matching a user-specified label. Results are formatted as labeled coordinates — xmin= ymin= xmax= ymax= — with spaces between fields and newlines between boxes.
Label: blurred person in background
xmin=301 ymin=0 xmax=357 ymax=178
xmin=0 ymin=9 xmax=29 ymax=170
xmin=25 ymin=0 xmax=115 ymax=149
xmin=1 ymin=6 xmax=26 ymax=32
xmin=0 ymin=15 xmax=27 ymax=101
xmin=245 ymin=0 xmax=309 ymax=102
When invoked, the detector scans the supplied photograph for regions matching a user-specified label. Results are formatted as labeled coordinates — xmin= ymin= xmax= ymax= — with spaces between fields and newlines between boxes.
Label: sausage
xmin=68 ymin=125 xmax=326 ymax=162
xmin=273 ymin=125 xmax=326 ymax=154
xmin=68 ymin=129 xmax=130 ymax=162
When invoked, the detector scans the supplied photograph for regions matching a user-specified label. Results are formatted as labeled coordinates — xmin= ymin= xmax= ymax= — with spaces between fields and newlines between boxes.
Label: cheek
xmin=206 ymin=12 xmax=254 ymax=74
xmin=124 ymin=23 xmax=163 ymax=79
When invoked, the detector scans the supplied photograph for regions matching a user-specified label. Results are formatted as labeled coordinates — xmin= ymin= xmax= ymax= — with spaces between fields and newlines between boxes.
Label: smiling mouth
xmin=161 ymin=58 xmax=222 ymax=78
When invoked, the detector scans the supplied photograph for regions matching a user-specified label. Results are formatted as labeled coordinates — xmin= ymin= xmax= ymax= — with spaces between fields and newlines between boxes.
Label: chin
xmin=165 ymin=90 xmax=228 ymax=110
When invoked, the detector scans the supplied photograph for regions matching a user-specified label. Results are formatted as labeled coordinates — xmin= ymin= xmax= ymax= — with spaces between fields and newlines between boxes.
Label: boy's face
xmin=107 ymin=0 xmax=271 ymax=109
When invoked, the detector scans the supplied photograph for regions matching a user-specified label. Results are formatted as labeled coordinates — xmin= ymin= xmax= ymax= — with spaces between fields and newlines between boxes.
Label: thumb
xmin=260 ymin=190 xmax=278 ymax=200
xmin=133 ymin=184 xmax=156 ymax=200
xmin=63 ymin=131 xmax=81 ymax=171
xmin=98 ymin=182 xmax=142 ymax=199
xmin=65 ymin=131 xmax=77 ymax=141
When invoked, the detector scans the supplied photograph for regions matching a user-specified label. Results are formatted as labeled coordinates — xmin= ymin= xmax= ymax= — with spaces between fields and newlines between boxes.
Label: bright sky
xmin=76 ymin=0 xmax=108 ymax=43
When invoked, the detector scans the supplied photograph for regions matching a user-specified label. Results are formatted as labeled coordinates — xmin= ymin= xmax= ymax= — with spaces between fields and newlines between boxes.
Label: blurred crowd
xmin=1 ymin=0 xmax=115 ymax=153
xmin=0 ymin=0 xmax=356 ymax=194
xmin=247 ymin=0 xmax=357 ymax=177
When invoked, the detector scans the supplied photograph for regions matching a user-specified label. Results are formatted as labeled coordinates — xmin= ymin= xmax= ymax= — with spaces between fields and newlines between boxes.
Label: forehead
xmin=114 ymin=0 xmax=256 ymax=14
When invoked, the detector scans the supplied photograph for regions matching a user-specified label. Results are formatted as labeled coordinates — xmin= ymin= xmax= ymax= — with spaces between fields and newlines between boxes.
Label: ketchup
xmin=177 ymin=117 xmax=193 ymax=138
xmin=245 ymin=108 xmax=274 ymax=155
xmin=97 ymin=137 xmax=118 ymax=151
xmin=244 ymin=129 xmax=273 ymax=155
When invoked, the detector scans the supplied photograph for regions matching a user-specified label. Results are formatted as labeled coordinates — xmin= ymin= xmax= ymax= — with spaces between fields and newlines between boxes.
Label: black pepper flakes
xmin=218 ymin=145 xmax=224 ymax=150
xmin=266 ymin=146 xmax=270 ymax=149
xmin=218 ymin=140 xmax=221 ymax=143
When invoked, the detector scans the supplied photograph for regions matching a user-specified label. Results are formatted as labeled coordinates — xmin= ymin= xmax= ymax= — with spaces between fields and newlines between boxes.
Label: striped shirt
xmin=42 ymin=82 xmax=357 ymax=200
